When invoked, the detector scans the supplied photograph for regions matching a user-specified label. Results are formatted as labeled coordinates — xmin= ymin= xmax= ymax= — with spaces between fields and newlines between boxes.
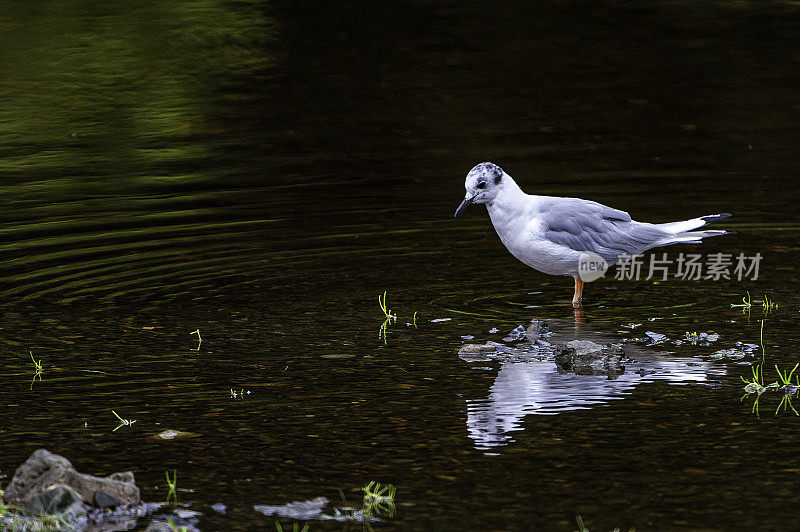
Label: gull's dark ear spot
xmin=486 ymin=163 xmax=503 ymax=185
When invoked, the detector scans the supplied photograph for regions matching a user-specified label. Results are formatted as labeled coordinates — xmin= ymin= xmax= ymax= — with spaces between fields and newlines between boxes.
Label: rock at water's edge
xmin=2 ymin=449 xmax=140 ymax=513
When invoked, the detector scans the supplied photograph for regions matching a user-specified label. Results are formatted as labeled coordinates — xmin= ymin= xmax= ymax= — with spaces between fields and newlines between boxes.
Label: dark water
xmin=1 ymin=1 xmax=800 ymax=530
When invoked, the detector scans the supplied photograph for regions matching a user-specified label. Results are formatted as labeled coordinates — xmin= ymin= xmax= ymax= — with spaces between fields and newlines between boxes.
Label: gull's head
xmin=454 ymin=162 xmax=505 ymax=217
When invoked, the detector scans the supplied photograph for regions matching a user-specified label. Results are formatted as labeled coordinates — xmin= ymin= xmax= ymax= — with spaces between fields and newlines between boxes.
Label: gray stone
xmin=254 ymin=496 xmax=329 ymax=519
xmin=458 ymin=343 xmax=499 ymax=356
xmin=3 ymin=449 xmax=140 ymax=513
xmin=554 ymin=340 xmax=625 ymax=378
xmin=145 ymin=521 xmax=175 ymax=532
xmin=94 ymin=490 xmax=122 ymax=508
xmin=37 ymin=485 xmax=87 ymax=516
xmin=154 ymin=429 xmax=199 ymax=441
xmin=525 ymin=319 xmax=551 ymax=343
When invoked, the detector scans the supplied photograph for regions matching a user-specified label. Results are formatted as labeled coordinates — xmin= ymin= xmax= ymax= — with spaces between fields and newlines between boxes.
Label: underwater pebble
xmin=254 ymin=497 xmax=329 ymax=519
xmin=155 ymin=429 xmax=199 ymax=440
xmin=211 ymin=503 xmax=226 ymax=514
xmin=643 ymin=331 xmax=668 ymax=345
xmin=488 ymin=328 xmax=499 ymax=334
xmin=430 ymin=318 xmax=451 ymax=323
xmin=503 ymin=325 xmax=527 ymax=342
xmin=460 ymin=335 xmax=475 ymax=340
xmin=711 ymin=342 xmax=759 ymax=360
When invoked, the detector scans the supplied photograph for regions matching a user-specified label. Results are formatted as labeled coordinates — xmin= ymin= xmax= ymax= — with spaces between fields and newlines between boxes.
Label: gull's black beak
xmin=454 ymin=194 xmax=476 ymax=218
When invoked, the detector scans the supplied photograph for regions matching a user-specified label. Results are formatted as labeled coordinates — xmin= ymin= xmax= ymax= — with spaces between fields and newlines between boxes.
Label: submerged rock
xmin=154 ymin=429 xmax=200 ymax=441
xmin=254 ymin=496 xmax=329 ymax=519
xmin=3 ymin=449 xmax=140 ymax=513
xmin=458 ymin=343 xmax=500 ymax=356
xmin=554 ymin=340 xmax=625 ymax=378
xmin=503 ymin=325 xmax=527 ymax=342
xmin=145 ymin=519 xmax=200 ymax=532
xmin=525 ymin=319 xmax=551 ymax=343
xmin=211 ymin=502 xmax=227 ymax=514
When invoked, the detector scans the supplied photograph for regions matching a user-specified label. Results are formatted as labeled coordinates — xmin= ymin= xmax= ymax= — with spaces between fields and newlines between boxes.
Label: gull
xmin=454 ymin=162 xmax=733 ymax=308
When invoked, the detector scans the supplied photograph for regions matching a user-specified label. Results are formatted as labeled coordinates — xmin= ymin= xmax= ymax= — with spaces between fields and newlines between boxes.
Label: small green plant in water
xmin=30 ymin=351 xmax=43 ymax=373
xmin=274 ymin=522 xmax=309 ymax=532
xmin=190 ymin=328 xmax=202 ymax=351
xmin=378 ymin=291 xmax=396 ymax=321
xmin=774 ymin=363 xmax=800 ymax=415
xmin=0 ymin=490 xmax=14 ymax=519
xmin=362 ymin=481 xmax=396 ymax=519
xmin=168 ymin=518 xmax=190 ymax=532
xmin=761 ymin=294 xmax=777 ymax=313
xmin=111 ymin=410 xmax=136 ymax=432
xmin=378 ymin=292 xmax=398 ymax=345
xmin=165 ymin=469 xmax=178 ymax=505
xmin=412 ymin=311 xmax=418 ymax=328
xmin=731 ymin=291 xmax=752 ymax=310
xmin=576 ymin=515 xmax=589 ymax=532
xmin=29 ymin=350 xmax=43 ymax=389
xmin=230 ymin=388 xmax=250 ymax=399
xmin=379 ymin=318 xmax=390 ymax=345
xmin=740 ymin=320 xmax=800 ymax=416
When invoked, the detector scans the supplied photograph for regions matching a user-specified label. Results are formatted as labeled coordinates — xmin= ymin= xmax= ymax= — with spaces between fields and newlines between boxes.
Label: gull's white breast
xmin=488 ymin=196 xmax=581 ymax=277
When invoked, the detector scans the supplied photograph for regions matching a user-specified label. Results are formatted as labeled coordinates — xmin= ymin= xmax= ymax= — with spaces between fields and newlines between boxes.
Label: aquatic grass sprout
xmin=111 ymin=410 xmax=137 ymax=432
xmin=30 ymin=351 xmax=43 ymax=373
xmin=730 ymin=291 xmax=752 ymax=310
xmin=379 ymin=318 xmax=390 ymax=345
xmin=732 ymin=292 xmax=777 ymax=318
xmin=0 ymin=490 xmax=15 ymax=519
xmin=378 ymin=291 xmax=396 ymax=321
xmin=168 ymin=518 xmax=190 ymax=532
xmin=29 ymin=350 xmax=43 ymax=390
xmin=165 ymin=469 xmax=178 ymax=505
xmin=274 ymin=522 xmax=309 ymax=532
xmin=330 ymin=482 xmax=397 ymax=530
xmin=739 ymin=321 xmax=800 ymax=416
xmin=731 ymin=292 xmax=777 ymax=316
xmin=190 ymin=328 xmax=202 ymax=351
xmin=761 ymin=294 xmax=777 ymax=312
xmin=230 ymin=388 xmax=250 ymax=399
xmin=362 ymin=481 xmax=396 ymax=519
xmin=377 ymin=291 xmax=399 ymax=345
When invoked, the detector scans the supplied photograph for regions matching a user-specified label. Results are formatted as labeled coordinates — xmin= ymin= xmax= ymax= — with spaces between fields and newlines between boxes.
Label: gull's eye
xmin=476 ymin=181 xmax=487 ymax=189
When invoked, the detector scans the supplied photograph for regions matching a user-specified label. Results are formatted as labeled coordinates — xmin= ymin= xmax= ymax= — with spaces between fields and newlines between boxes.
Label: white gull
xmin=454 ymin=162 xmax=733 ymax=307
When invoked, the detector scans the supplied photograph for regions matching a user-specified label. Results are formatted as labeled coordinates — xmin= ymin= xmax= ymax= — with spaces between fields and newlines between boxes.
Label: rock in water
xmin=3 ymin=449 xmax=140 ymax=512
xmin=554 ymin=340 xmax=625 ymax=378
xmin=525 ymin=319 xmax=551 ymax=343
xmin=38 ymin=485 xmax=87 ymax=516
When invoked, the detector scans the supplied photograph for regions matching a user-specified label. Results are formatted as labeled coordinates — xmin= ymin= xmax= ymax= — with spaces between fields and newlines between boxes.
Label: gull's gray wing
xmin=539 ymin=197 xmax=669 ymax=264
